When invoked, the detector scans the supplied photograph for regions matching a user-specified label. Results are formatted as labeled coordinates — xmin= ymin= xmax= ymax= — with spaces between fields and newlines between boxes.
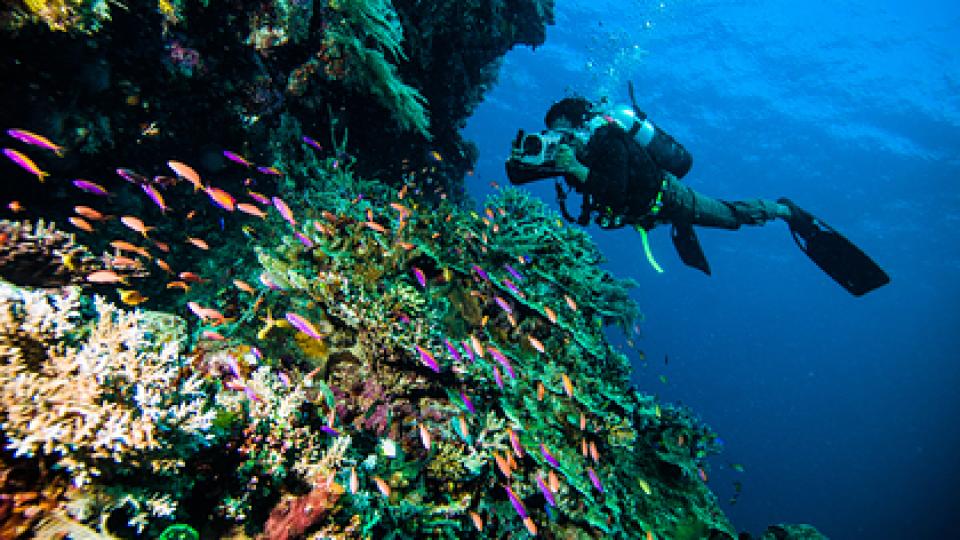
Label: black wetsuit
xmin=578 ymin=123 xmax=781 ymax=229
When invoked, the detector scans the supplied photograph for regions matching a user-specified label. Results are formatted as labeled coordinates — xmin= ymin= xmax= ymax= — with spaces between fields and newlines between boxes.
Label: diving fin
xmin=778 ymin=198 xmax=890 ymax=296
xmin=671 ymin=222 xmax=711 ymax=275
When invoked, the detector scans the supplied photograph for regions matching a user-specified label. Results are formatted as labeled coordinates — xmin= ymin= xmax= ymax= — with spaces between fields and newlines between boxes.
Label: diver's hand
xmin=555 ymin=144 xmax=589 ymax=184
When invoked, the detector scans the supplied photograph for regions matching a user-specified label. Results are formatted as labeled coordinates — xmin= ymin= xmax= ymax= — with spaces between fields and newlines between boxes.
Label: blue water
xmin=464 ymin=1 xmax=960 ymax=538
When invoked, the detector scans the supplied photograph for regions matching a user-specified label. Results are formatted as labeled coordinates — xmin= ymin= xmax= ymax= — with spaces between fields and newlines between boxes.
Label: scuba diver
xmin=505 ymin=87 xmax=889 ymax=296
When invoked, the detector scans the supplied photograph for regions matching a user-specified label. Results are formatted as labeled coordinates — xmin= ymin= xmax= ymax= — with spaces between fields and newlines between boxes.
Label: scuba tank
xmin=597 ymin=84 xmax=694 ymax=179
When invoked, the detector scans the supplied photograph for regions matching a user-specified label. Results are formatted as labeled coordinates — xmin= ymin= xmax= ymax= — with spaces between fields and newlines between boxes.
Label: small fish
xmin=523 ymin=517 xmax=538 ymax=536
xmin=501 ymin=277 xmax=521 ymax=295
xmin=543 ymin=306 xmax=557 ymax=324
xmin=233 ymin=279 xmax=255 ymax=293
xmin=71 ymin=179 xmax=109 ymax=197
xmin=493 ymin=451 xmax=512 ymax=478
xmin=419 ymin=424 xmax=432 ymax=451
xmin=363 ymin=220 xmax=387 ymax=233
xmin=589 ymin=440 xmax=599 ymax=463
xmin=294 ymin=232 xmax=313 ymax=247
xmin=74 ymin=206 xmax=107 ymax=221
xmin=549 ymin=470 xmax=560 ymax=493
xmin=186 ymin=237 xmax=209 ymax=250
xmin=487 ymin=347 xmax=515 ymax=378
xmin=141 ymin=184 xmax=168 ymax=212
xmin=187 ymin=302 xmax=225 ymax=322
xmin=179 ymin=271 xmax=206 ymax=283
xmin=110 ymin=255 xmax=140 ymax=269
xmin=537 ymin=381 xmax=545 ymax=401
xmin=166 ymin=280 xmax=190 ymax=291
xmin=223 ymin=150 xmax=252 ymax=168
xmin=587 ymin=467 xmax=604 ymax=493
xmin=247 ymin=190 xmax=271 ymax=205
xmin=580 ymin=413 xmax=587 ymax=431
xmin=461 ymin=339 xmax=475 ymax=362
xmin=118 ymin=289 xmax=148 ymax=305
xmin=528 ymin=335 xmax=545 ymax=354
xmin=120 ymin=216 xmax=153 ymax=237
xmin=3 ymin=148 xmax=49 ymax=182
xmin=536 ymin=474 xmax=556 ymax=507
xmin=638 ymin=478 xmax=652 ymax=495
xmin=469 ymin=335 xmax=484 ymax=359
xmin=540 ymin=444 xmax=559 ymax=468
xmin=396 ymin=241 xmax=415 ymax=250
xmin=496 ymin=427 xmax=520 ymax=459
xmin=236 ymin=203 xmax=266 ymax=218
xmin=167 ymin=160 xmax=203 ymax=191
xmin=471 ymin=264 xmax=489 ymax=281
xmin=411 ymin=266 xmax=427 ymax=288
xmin=457 ymin=416 xmax=469 ymax=441
xmin=7 ymin=201 xmax=24 ymax=213
xmin=201 ymin=330 xmax=226 ymax=341
xmin=492 ymin=365 xmax=504 ymax=389
xmin=564 ymin=294 xmax=578 ymax=311
xmin=110 ymin=240 xmax=151 ymax=259
xmin=469 ymin=511 xmax=483 ymax=532
xmin=493 ymin=296 xmax=512 ymax=314
xmin=372 ymin=476 xmax=391 ymax=497
xmin=698 ymin=467 xmax=708 ymax=483
xmin=272 ymin=196 xmax=296 ymax=225
xmin=444 ymin=339 xmax=462 ymax=362
xmin=504 ymin=264 xmax=524 ymax=281
xmin=206 ymin=186 xmax=236 ymax=211
xmin=581 ymin=438 xmax=589 ymax=458
xmin=7 ymin=129 xmax=64 ymax=156
xmin=257 ymin=165 xmax=282 ymax=175
xmin=561 ymin=373 xmax=574 ymax=398
xmin=286 ymin=312 xmax=324 ymax=339
xmin=349 ymin=467 xmax=359 ymax=494
xmin=302 ymin=135 xmax=323 ymax=151
xmin=460 ymin=392 xmax=476 ymax=414
xmin=116 ymin=168 xmax=149 ymax=185
xmin=414 ymin=345 xmax=440 ymax=373
xmin=321 ymin=425 xmax=340 ymax=436
xmin=429 ymin=150 xmax=443 ymax=162
xmin=86 ymin=270 xmax=126 ymax=284
xmin=68 ymin=216 xmax=93 ymax=232
xmin=504 ymin=485 xmax=527 ymax=519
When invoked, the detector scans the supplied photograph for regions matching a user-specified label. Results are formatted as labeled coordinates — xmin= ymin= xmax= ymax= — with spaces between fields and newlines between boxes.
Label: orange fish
xmin=470 ymin=335 xmax=484 ymax=359
xmin=543 ymin=306 xmax=557 ymax=324
xmin=120 ymin=216 xmax=153 ymax=237
xmin=493 ymin=452 xmax=512 ymax=478
xmin=74 ymin=206 xmax=107 ymax=221
xmin=396 ymin=241 xmax=415 ymax=250
xmin=419 ymin=424 xmax=432 ymax=451
xmin=186 ymin=237 xmax=209 ymax=250
xmin=564 ymin=294 xmax=578 ymax=311
xmin=86 ymin=270 xmax=126 ymax=284
xmin=349 ymin=467 xmax=359 ymax=494
xmin=372 ymin=476 xmax=391 ymax=497
xmin=528 ymin=335 xmax=545 ymax=354
xmin=364 ymin=221 xmax=387 ymax=233
xmin=187 ymin=301 xmax=225 ymax=323
xmin=155 ymin=259 xmax=173 ymax=274
xmin=205 ymin=186 xmax=236 ymax=211
xmin=110 ymin=240 xmax=151 ymax=259
xmin=469 ymin=511 xmax=483 ymax=532
xmin=167 ymin=160 xmax=202 ymax=191
xmin=7 ymin=201 xmax=24 ymax=213
xmin=548 ymin=470 xmax=560 ymax=493
xmin=68 ymin=216 xmax=93 ymax=232
xmin=537 ymin=381 xmax=545 ymax=401
xmin=589 ymin=440 xmax=599 ymax=463
xmin=580 ymin=412 xmax=587 ymax=431
xmin=581 ymin=437 xmax=589 ymax=458
xmin=561 ymin=373 xmax=574 ymax=398
xmin=179 ymin=271 xmax=205 ymax=283
xmin=236 ymin=203 xmax=266 ymax=218
xmin=110 ymin=255 xmax=141 ymax=269
xmin=523 ymin=517 xmax=537 ymax=536
xmin=233 ymin=279 xmax=255 ymax=294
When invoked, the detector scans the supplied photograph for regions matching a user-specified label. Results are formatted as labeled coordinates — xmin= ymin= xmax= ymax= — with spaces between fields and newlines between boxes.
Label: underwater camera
xmin=504 ymin=129 xmax=577 ymax=185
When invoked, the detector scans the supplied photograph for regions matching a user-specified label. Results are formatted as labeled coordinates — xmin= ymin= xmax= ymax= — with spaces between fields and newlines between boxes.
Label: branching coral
xmin=0 ymin=220 xmax=98 ymax=288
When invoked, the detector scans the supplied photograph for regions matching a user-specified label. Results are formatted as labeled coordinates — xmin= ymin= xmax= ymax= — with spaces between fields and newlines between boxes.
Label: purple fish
xmin=536 ymin=474 xmax=556 ymax=507
xmin=414 ymin=345 xmax=440 ymax=373
xmin=285 ymin=312 xmax=324 ymax=339
xmin=223 ymin=150 xmax=252 ymax=167
xmin=504 ymin=264 xmax=524 ymax=281
xmin=321 ymin=425 xmax=340 ymax=436
xmin=411 ymin=266 xmax=427 ymax=288
xmin=225 ymin=355 xmax=242 ymax=379
xmin=471 ymin=264 xmax=489 ymax=281
xmin=247 ymin=191 xmax=271 ymax=205
xmin=504 ymin=485 xmax=527 ymax=519
xmin=294 ymin=231 xmax=314 ymax=248
xmin=116 ymin=168 xmax=148 ymax=185
xmin=508 ymin=429 xmax=523 ymax=458
xmin=259 ymin=272 xmax=283 ymax=291
xmin=7 ymin=129 xmax=63 ymax=156
xmin=541 ymin=444 xmax=559 ymax=468
xmin=494 ymin=296 xmax=512 ymax=314
xmin=250 ymin=347 xmax=263 ymax=360
xmin=303 ymin=135 xmax=323 ymax=151
xmin=243 ymin=386 xmax=262 ymax=402
xmin=272 ymin=196 xmax=296 ymax=225
xmin=277 ymin=371 xmax=291 ymax=387
xmin=72 ymin=179 xmax=109 ymax=196
xmin=460 ymin=392 xmax=475 ymax=414
xmin=502 ymin=278 xmax=521 ymax=295
xmin=141 ymin=184 xmax=169 ymax=212
xmin=587 ymin=467 xmax=604 ymax=493
xmin=444 ymin=339 xmax=462 ymax=362
xmin=492 ymin=365 xmax=504 ymax=389
xmin=488 ymin=347 xmax=516 ymax=379
xmin=257 ymin=165 xmax=282 ymax=175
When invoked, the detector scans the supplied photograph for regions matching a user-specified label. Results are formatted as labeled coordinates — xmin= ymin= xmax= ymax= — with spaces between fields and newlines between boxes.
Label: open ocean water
xmin=465 ymin=0 xmax=960 ymax=538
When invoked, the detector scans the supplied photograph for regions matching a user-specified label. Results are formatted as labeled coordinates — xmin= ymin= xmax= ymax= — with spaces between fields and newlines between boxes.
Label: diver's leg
xmin=659 ymin=175 xmax=787 ymax=229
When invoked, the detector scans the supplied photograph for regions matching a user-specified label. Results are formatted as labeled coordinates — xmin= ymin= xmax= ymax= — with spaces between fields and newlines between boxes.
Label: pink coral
xmin=261 ymin=474 xmax=343 ymax=540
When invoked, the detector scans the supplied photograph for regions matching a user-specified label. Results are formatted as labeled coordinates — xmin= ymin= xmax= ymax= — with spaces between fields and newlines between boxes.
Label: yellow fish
xmin=118 ymin=289 xmax=148 ymax=306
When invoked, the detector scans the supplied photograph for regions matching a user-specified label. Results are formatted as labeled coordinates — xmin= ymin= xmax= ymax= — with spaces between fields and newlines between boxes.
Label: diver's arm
xmin=555 ymin=144 xmax=590 ymax=184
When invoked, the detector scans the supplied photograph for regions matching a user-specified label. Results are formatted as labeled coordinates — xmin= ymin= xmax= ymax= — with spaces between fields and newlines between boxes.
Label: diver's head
xmin=545 ymin=96 xmax=594 ymax=129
